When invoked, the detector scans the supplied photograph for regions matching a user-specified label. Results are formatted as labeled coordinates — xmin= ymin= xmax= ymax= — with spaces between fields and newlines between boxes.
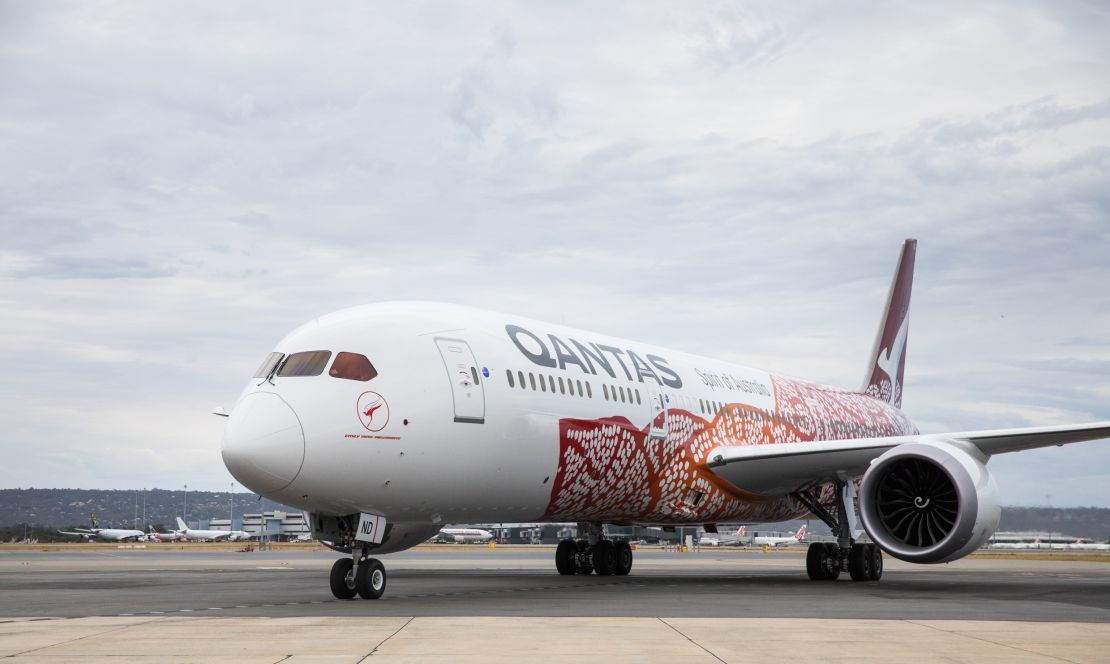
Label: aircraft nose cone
xmin=222 ymin=392 xmax=305 ymax=494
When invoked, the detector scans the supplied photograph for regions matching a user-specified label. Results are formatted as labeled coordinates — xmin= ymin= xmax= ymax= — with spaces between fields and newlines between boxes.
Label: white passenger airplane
xmin=174 ymin=518 xmax=252 ymax=542
xmin=700 ymin=525 xmax=746 ymax=547
xmin=752 ymin=525 xmax=807 ymax=547
xmin=57 ymin=514 xmax=146 ymax=542
xmin=217 ymin=239 xmax=1110 ymax=600
xmin=147 ymin=527 xmax=183 ymax=542
xmin=434 ymin=527 xmax=495 ymax=543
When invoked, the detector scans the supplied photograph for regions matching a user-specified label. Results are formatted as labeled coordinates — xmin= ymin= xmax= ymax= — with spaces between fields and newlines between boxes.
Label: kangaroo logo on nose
xmin=356 ymin=391 xmax=390 ymax=432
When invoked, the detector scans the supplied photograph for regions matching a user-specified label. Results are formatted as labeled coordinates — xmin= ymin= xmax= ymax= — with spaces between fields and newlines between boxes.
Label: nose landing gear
xmin=329 ymin=548 xmax=387 ymax=600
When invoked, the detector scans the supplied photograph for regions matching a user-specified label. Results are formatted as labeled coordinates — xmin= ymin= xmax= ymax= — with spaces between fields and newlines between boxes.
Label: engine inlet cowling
xmin=859 ymin=440 xmax=1000 ymax=564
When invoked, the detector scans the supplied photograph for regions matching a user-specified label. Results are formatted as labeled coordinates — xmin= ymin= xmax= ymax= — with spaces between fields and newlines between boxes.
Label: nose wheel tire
xmin=329 ymin=558 xmax=358 ymax=599
xmin=356 ymin=558 xmax=387 ymax=600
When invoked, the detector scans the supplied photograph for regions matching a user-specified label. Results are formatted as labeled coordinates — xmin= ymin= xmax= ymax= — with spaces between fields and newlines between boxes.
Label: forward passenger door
xmin=434 ymin=338 xmax=486 ymax=424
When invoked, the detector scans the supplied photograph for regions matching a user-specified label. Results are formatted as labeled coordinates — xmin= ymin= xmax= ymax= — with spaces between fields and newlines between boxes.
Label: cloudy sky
xmin=2 ymin=1 xmax=1108 ymax=506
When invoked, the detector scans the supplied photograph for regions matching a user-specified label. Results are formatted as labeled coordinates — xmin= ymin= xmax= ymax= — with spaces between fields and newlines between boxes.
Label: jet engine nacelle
xmin=858 ymin=439 xmax=1000 ymax=564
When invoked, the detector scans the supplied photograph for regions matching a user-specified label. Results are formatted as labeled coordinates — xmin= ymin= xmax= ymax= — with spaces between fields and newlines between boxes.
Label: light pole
xmin=183 ymin=483 xmax=188 ymax=526
xmin=19 ymin=505 xmax=31 ymax=542
xmin=229 ymin=483 xmax=234 ymax=529
xmin=142 ymin=489 xmax=146 ymax=530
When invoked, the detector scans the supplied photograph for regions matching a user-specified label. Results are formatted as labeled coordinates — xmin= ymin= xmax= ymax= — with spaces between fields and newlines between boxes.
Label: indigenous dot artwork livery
xmin=542 ymin=375 xmax=918 ymax=523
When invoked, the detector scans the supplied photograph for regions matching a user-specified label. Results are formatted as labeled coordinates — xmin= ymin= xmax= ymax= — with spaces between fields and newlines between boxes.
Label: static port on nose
xmin=221 ymin=392 xmax=305 ymax=494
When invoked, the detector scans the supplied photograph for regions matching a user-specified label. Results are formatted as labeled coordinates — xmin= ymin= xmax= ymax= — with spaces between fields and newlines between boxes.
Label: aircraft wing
xmin=706 ymin=421 xmax=1110 ymax=496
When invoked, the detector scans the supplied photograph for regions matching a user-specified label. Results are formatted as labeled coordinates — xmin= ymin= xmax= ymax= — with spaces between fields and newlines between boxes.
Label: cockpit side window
xmin=253 ymin=352 xmax=284 ymax=378
xmin=329 ymin=352 xmax=378 ymax=382
xmin=276 ymin=350 xmax=332 ymax=377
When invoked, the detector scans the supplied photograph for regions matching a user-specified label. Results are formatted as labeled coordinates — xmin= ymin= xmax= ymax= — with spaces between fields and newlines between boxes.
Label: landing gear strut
xmin=555 ymin=523 xmax=632 ymax=577
xmin=794 ymin=482 xmax=883 ymax=582
xmin=330 ymin=547 xmax=387 ymax=599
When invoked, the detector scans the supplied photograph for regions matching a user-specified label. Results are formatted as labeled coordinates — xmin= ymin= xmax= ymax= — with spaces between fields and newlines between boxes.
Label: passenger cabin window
xmin=329 ymin=352 xmax=378 ymax=381
xmin=506 ymin=370 xmax=515 ymax=388
xmin=253 ymin=352 xmax=284 ymax=378
xmin=277 ymin=350 xmax=332 ymax=377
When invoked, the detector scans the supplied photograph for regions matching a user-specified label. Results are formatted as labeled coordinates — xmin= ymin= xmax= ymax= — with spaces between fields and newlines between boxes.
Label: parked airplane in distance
xmin=433 ymin=527 xmax=494 ymax=543
xmin=57 ymin=513 xmax=145 ymax=542
xmin=218 ymin=239 xmax=1110 ymax=600
xmin=174 ymin=518 xmax=252 ymax=542
xmin=1068 ymin=541 xmax=1110 ymax=552
xmin=147 ymin=526 xmax=183 ymax=542
xmin=700 ymin=526 xmax=746 ymax=547
xmin=752 ymin=525 xmax=807 ymax=547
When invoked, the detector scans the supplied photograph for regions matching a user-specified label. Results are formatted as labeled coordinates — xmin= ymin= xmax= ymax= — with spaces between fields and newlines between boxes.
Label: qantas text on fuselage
xmin=218 ymin=239 xmax=1110 ymax=600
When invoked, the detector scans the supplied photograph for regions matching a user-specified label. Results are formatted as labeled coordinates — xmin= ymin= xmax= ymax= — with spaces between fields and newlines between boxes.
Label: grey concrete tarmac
xmin=1 ymin=546 xmax=1108 ymax=621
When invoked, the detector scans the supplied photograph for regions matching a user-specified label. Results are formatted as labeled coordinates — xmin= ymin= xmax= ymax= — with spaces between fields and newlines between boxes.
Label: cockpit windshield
xmin=329 ymin=352 xmax=378 ymax=381
xmin=276 ymin=350 xmax=332 ymax=377
xmin=252 ymin=352 xmax=284 ymax=378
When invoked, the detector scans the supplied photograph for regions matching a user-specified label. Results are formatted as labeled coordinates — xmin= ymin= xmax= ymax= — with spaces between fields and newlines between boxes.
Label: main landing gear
xmin=805 ymin=541 xmax=882 ymax=581
xmin=793 ymin=482 xmax=884 ymax=582
xmin=330 ymin=547 xmax=387 ymax=599
xmin=555 ymin=523 xmax=633 ymax=576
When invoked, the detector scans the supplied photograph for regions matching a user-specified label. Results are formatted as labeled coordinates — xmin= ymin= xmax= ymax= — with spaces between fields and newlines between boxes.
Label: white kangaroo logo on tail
xmin=876 ymin=312 xmax=909 ymax=402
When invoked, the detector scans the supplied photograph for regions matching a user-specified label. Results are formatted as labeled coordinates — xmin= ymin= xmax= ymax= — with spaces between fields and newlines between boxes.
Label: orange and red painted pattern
xmin=541 ymin=374 xmax=917 ymax=524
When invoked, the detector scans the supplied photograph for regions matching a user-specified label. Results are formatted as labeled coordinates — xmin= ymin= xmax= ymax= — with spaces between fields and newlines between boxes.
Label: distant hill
xmin=2 ymin=489 xmax=1108 ymax=541
xmin=997 ymin=507 xmax=1110 ymax=541
xmin=0 ymin=488 xmax=298 ymax=530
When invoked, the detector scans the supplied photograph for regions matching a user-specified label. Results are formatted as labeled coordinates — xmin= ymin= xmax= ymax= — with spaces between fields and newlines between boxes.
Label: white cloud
xmin=1 ymin=1 xmax=1108 ymax=506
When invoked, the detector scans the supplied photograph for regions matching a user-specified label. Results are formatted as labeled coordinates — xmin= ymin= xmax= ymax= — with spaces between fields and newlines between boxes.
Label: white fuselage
xmin=221 ymin=302 xmax=916 ymax=548
xmin=89 ymin=529 xmax=146 ymax=542
xmin=439 ymin=528 xmax=494 ymax=543
xmin=178 ymin=528 xmax=251 ymax=542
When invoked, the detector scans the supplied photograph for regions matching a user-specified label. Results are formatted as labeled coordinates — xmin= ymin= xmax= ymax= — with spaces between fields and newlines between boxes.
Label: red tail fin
xmin=863 ymin=239 xmax=916 ymax=409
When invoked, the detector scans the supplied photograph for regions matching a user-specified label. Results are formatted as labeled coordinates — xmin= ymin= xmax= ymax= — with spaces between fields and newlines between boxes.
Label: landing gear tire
xmin=355 ymin=558 xmax=387 ymax=600
xmin=613 ymin=540 xmax=633 ymax=576
xmin=868 ymin=544 xmax=883 ymax=581
xmin=806 ymin=543 xmax=824 ymax=580
xmin=822 ymin=543 xmax=841 ymax=580
xmin=555 ymin=539 xmax=577 ymax=575
xmin=848 ymin=543 xmax=873 ymax=581
xmin=592 ymin=540 xmax=616 ymax=576
xmin=806 ymin=542 xmax=841 ymax=580
xmin=329 ymin=558 xmax=358 ymax=599
xmin=575 ymin=540 xmax=594 ymax=575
